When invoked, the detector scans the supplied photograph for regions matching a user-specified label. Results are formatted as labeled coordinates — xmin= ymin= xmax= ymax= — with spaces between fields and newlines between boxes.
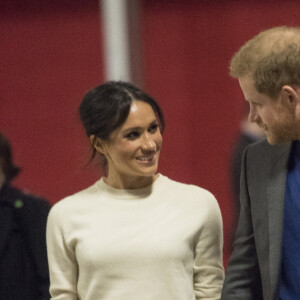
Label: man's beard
xmin=263 ymin=116 xmax=299 ymax=145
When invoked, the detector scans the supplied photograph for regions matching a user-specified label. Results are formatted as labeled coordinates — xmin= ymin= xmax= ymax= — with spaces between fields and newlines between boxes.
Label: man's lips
xmin=257 ymin=122 xmax=267 ymax=131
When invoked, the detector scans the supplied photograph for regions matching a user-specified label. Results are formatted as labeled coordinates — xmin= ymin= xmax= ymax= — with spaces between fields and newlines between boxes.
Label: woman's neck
xmin=103 ymin=174 xmax=158 ymax=190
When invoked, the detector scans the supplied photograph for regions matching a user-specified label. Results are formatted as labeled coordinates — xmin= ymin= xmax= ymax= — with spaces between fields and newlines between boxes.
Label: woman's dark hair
xmin=0 ymin=133 xmax=20 ymax=184
xmin=79 ymin=81 xmax=165 ymax=162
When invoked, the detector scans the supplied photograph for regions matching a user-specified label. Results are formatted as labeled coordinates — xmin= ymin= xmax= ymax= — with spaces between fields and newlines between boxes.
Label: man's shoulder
xmin=3 ymin=185 xmax=50 ymax=211
xmin=244 ymin=140 xmax=291 ymax=179
xmin=247 ymin=139 xmax=291 ymax=158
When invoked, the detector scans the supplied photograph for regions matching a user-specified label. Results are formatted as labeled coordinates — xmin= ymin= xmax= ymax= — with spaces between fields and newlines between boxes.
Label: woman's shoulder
xmin=50 ymin=178 xmax=102 ymax=213
xmin=157 ymin=175 xmax=221 ymax=222
xmin=158 ymin=174 xmax=218 ymax=204
xmin=159 ymin=174 xmax=213 ymax=193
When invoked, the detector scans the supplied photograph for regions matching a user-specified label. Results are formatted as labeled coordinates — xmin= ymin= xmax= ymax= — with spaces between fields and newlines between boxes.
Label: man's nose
xmin=248 ymin=106 xmax=258 ymax=123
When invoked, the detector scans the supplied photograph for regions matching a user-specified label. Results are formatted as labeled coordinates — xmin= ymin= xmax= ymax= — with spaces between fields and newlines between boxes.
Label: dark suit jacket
xmin=230 ymin=133 xmax=260 ymax=246
xmin=0 ymin=184 xmax=51 ymax=299
xmin=222 ymin=140 xmax=291 ymax=300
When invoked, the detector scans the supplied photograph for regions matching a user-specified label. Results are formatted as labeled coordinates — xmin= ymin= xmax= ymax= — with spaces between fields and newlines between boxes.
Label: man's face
xmin=238 ymin=76 xmax=297 ymax=145
xmin=0 ymin=158 xmax=5 ymax=189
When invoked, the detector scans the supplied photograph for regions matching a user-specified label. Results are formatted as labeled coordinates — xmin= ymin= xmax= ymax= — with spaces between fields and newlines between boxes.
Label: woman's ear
xmin=89 ymin=135 xmax=106 ymax=154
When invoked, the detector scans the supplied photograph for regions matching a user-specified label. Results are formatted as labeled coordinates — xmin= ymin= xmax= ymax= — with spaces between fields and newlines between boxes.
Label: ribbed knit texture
xmin=47 ymin=174 xmax=224 ymax=299
xmin=279 ymin=141 xmax=300 ymax=299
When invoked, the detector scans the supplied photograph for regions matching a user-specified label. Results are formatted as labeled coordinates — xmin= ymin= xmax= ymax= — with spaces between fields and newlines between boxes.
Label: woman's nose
xmin=141 ymin=133 xmax=156 ymax=150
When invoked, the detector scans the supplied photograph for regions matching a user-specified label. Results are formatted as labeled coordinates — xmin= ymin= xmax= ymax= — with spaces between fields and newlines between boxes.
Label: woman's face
xmin=98 ymin=100 xmax=162 ymax=189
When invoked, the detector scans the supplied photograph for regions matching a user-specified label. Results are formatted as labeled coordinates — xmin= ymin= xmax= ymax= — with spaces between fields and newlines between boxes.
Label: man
xmin=0 ymin=133 xmax=51 ymax=299
xmin=221 ymin=26 xmax=300 ymax=300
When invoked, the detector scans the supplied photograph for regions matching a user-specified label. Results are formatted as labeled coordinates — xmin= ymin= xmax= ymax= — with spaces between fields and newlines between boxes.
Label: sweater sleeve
xmin=46 ymin=203 xmax=79 ymax=300
xmin=193 ymin=193 xmax=224 ymax=300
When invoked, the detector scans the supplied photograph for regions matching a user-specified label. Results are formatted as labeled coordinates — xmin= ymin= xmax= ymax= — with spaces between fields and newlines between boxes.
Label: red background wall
xmin=2 ymin=0 xmax=300 ymax=263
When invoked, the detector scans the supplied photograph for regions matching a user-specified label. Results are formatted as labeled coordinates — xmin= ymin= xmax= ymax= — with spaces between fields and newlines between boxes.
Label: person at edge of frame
xmin=0 ymin=132 xmax=51 ymax=299
xmin=221 ymin=26 xmax=300 ymax=300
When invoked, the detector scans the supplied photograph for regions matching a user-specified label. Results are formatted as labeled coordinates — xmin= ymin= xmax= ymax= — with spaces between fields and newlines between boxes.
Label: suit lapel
xmin=267 ymin=143 xmax=291 ymax=297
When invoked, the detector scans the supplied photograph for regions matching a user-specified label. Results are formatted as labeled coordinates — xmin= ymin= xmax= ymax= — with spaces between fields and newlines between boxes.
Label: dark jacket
xmin=0 ymin=184 xmax=51 ymax=299
xmin=222 ymin=140 xmax=291 ymax=300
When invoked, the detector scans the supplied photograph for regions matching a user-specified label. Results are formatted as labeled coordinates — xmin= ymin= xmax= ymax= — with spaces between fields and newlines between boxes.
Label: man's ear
xmin=280 ymin=85 xmax=299 ymax=109
xmin=89 ymin=135 xmax=106 ymax=154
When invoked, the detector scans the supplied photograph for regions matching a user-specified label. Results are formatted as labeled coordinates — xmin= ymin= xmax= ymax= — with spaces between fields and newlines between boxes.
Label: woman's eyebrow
xmin=122 ymin=119 xmax=158 ymax=133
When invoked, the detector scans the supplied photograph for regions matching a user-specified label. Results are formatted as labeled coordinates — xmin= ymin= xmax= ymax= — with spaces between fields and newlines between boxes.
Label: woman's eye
xmin=149 ymin=123 xmax=158 ymax=133
xmin=125 ymin=131 xmax=140 ymax=140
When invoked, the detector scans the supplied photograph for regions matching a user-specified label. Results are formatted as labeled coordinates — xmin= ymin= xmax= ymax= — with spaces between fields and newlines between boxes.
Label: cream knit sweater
xmin=46 ymin=174 xmax=224 ymax=299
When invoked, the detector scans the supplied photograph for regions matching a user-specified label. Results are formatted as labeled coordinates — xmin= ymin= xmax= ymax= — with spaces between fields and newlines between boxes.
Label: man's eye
xmin=251 ymin=102 xmax=261 ymax=107
xmin=149 ymin=124 xmax=158 ymax=133
xmin=125 ymin=132 xmax=140 ymax=139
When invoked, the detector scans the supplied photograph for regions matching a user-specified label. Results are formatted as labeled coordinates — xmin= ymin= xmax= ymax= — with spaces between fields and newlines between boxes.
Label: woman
xmin=46 ymin=81 xmax=224 ymax=299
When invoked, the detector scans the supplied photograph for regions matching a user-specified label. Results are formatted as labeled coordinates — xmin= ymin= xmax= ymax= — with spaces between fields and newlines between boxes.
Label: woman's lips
xmin=135 ymin=154 xmax=156 ymax=163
